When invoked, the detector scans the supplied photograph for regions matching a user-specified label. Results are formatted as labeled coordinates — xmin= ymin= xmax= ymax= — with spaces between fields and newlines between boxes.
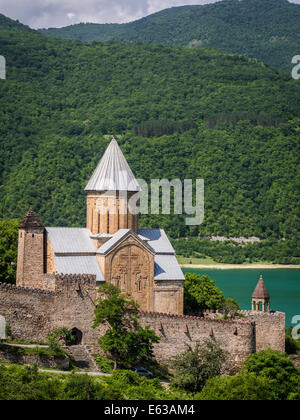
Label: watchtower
xmin=252 ymin=275 xmax=270 ymax=312
xmin=16 ymin=208 xmax=45 ymax=289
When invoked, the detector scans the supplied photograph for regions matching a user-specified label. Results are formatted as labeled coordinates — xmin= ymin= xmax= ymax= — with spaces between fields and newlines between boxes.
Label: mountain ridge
xmin=0 ymin=25 xmax=299 ymax=250
xmin=0 ymin=13 xmax=34 ymax=33
xmin=38 ymin=0 xmax=300 ymax=71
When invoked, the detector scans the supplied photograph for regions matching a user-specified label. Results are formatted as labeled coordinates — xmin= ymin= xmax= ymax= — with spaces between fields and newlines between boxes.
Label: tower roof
xmin=85 ymin=138 xmax=140 ymax=192
xmin=19 ymin=208 xmax=44 ymax=229
xmin=252 ymin=275 xmax=270 ymax=299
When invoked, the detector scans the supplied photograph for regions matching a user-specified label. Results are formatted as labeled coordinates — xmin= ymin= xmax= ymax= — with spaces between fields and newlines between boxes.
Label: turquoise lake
xmin=182 ymin=268 xmax=300 ymax=328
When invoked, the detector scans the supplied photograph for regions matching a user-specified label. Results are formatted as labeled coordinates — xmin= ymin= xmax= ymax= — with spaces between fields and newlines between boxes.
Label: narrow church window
xmin=32 ymin=234 xmax=34 ymax=238
xmin=107 ymin=211 xmax=110 ymax=233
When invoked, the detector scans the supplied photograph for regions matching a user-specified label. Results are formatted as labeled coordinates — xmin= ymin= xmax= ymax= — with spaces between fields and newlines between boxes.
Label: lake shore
xmin=180 ymin=263 xmax=300 ymax=270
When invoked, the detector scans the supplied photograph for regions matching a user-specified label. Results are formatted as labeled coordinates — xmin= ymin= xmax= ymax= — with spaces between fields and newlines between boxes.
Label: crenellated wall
xmin=139 ymin=311 xmax=255 ymax=372
xmin=0 ymin=282 xmax=54 ymax=342
xmin=0 ymin=276 xmax=286 ymax=372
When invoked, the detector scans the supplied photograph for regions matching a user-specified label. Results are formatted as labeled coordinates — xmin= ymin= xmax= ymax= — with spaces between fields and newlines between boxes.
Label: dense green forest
xmin=0 ymin=17 xmax=299 ymax=265
xmin=39 ymin=0 xmax=300 ymax=72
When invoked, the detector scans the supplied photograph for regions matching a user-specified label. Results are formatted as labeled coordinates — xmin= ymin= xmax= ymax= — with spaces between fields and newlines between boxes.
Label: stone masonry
xmin=0 ymin=274 xmax=285 ymax=372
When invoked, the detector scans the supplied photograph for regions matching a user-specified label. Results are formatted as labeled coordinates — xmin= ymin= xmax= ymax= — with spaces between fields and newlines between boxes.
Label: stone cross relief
xmin=111 ymin=245 xmax=149 ymax=295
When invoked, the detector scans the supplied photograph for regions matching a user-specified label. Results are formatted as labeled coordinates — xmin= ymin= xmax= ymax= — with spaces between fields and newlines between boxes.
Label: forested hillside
xmin=39 ymin=0 xmax=300 ymax=71
xmin=0 ymin=23 xmax=299 ymax=264
xmin=0 ymin=13 xmax=34 ymax=32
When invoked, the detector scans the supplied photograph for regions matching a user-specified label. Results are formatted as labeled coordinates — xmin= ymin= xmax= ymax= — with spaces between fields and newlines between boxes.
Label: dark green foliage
xmin=0 ymin=363 xmax=109 ymax=400
xmin=285 ymin=327 xmax=300 ymax=355
xmin=171 ymin=340 xmax=228 ymax=393
xmin=93 ymin=283 xmax=139 ymax=330
xmin=46 ymin=327 xmax=75 ymax=356
xmin=94 ymin=355 xmax=114 ymax=374
xmin=0 ymin=13 xmax=34 ymax=33
xmin=219 ymin=298 xmax=241 ymax=316
xmin=0 ymin=361 xmax=177 ymax=400
xmin=0 ymin=343 xmax=66 ymax=360
xmin=243 ymin=349 xmax=300 ymax=400
xmin=196 ymin=372 xmax=275 ymax=400
xmin=93 ymin=284 xmax=160 ymax=369
xmin=184 ymin=273 xmax=225 ymax=312
xmin=133 ymin=120 xmax=197 ymax=137
xmin=0 ymin=21 xmax=299 ymax=265
xmin=39 ymin=0 xmax=300 ymax=71
xmin=197 ymin=349 xmax=300 ymax=400
xmin=0 ymin=364 xmax=60 ymax=400
xmin=173 ymin=236 xmax=300 ymax=265
xmin=104 ymin=370 xmax=167 ymax=400
xmin=61 ymin=374 xmax=106 ymax=400
xmin=0 ymin=220 xmax=19 ymax=283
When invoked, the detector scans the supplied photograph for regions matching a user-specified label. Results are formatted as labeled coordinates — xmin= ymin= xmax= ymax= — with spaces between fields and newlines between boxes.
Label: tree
xmin=285 ymin=327 xmax=300 ymax=355
xmin=171 ymin=340 xmax=228 ymax=393
xmin=0 ymin=220 xmax=19 ymax=284
xmin=184 ymin=273 xmax=225 ymax=312
xmin=46 ymin=327 xmax=75 ymax=357
xmin=243 ymin=349 xmax=300 ymax=400
xmin=93 ymin=283 xmax=160 ymax=369
xmin=196 ymin=372 xmax=275 ymax=400
xmin=219 ymin=297 xmax=241 ymax=317
xmin=46 ymin=327 xmax=75 ymax=347
xmin=62 ymin=373 xmax=106 ymax=400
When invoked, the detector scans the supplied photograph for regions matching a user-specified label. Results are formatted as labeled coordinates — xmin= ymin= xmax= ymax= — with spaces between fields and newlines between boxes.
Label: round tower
xmin=85 ymin=138 xmax=140 ymax=235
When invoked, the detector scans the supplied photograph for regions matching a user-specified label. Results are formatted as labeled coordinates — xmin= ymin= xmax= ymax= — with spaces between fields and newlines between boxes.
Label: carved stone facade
xmin=110 ymin=243 xmax=153 ymax=310
xmin=15 ymin=139 xmax=185 ymax=315
xmin=96 ymin=233 xmax=155 ymax=311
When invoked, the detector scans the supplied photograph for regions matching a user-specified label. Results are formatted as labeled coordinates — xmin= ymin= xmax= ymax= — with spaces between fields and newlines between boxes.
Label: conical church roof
xmin=85 ymin=138 xmax=140 ymax=192
xmin=19 ymin=208 xmax=44 ymax=229
xmin=252 ymin=275 xmax=270 ymax=299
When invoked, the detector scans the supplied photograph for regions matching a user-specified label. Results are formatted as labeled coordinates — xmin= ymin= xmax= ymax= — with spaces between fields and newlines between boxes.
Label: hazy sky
xmin=0 ymin=0 xmax=299 ymax=29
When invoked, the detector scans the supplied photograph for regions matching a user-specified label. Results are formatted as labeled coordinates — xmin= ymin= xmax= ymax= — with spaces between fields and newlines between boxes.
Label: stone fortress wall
xmin=0 ymin=282 xmax=54 ymax=342
xmin=0 ymin=274 xmax=286 ymax=371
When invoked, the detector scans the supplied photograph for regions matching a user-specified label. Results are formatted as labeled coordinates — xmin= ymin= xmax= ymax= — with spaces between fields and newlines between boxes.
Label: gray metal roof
xmin=97 ymin=229 xmax=155 ymax=255
xmin=138 ymin=229 xmax=175 ymax=254
xmin=47 ymin=226 xmax=183 ymax=283
xmin=85 ymin=138 xmax=140 ymax=192
xmin=97 ymin=229 xmax=130 ymax=254
xmin=154 ymin=254 xmax=185 ymax=281
xmin=54 ymin=255 xmax=104 ymax=281
xmin=46 ymin=227 xmax=96 ymax=254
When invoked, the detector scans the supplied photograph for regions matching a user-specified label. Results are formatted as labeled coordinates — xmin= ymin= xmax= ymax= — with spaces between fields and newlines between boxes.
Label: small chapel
xmin=16 ymin=138 xmax=185 ymax=315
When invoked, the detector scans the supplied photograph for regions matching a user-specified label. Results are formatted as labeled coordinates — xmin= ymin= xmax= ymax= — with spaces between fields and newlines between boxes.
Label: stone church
xmin=0 ymin=138 xmax=286 ymax=369
xmin=16 ymin=138 xmax=185 ymax=315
